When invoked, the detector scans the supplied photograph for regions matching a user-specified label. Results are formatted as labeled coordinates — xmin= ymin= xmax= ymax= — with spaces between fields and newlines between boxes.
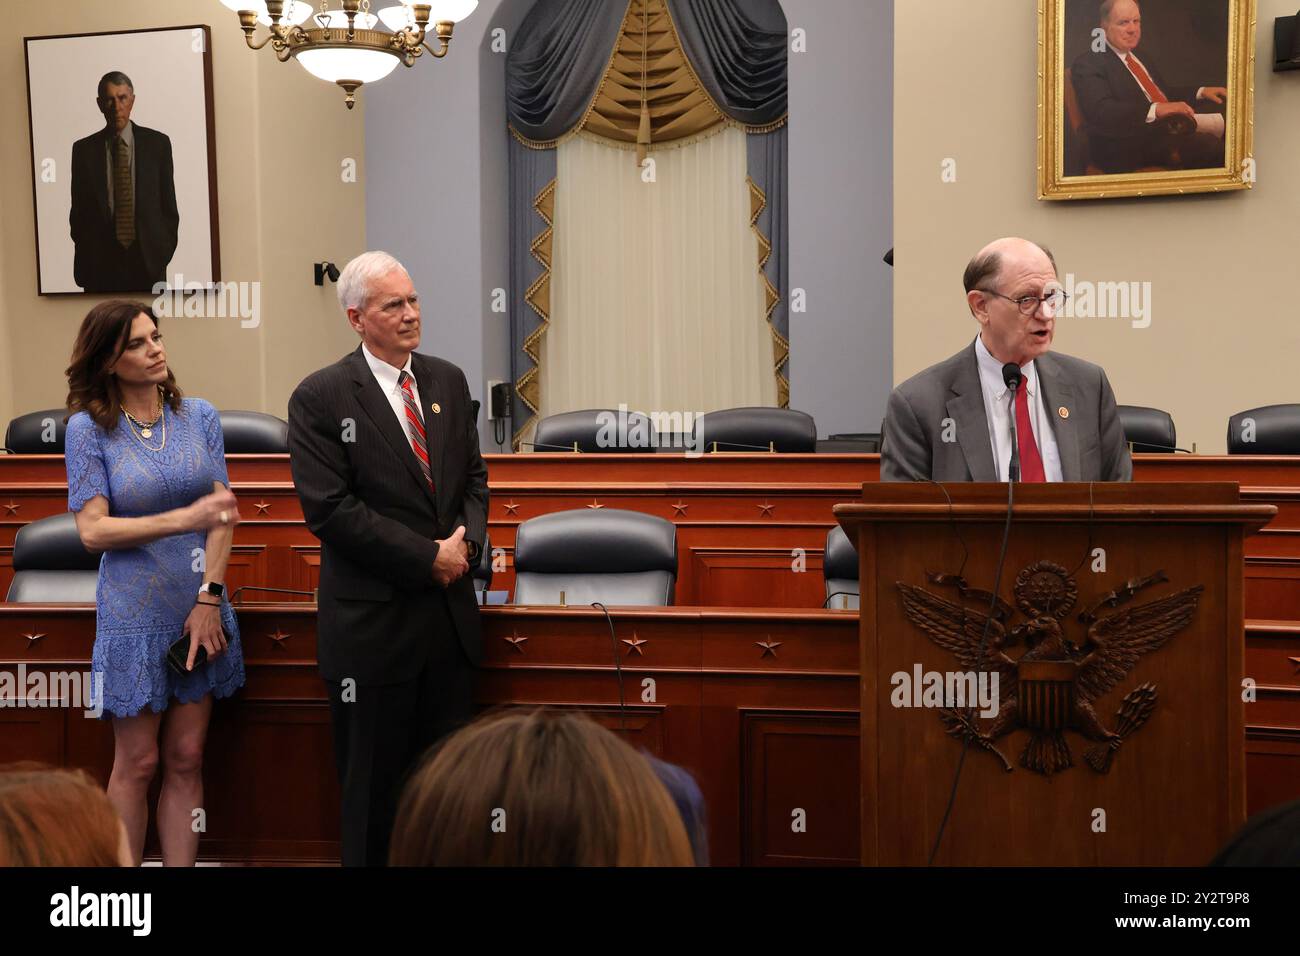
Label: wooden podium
xmin=835 ymin=483 xmax=1274 ymax=866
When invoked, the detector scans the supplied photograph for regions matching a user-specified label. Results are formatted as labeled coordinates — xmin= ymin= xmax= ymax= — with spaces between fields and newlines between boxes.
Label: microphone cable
xmin=1067 ymin=481 xmax=1097 ymax=582
xmin=591 ymin=602 xmax=628 ymax=732
xmin=926 ymin=472 xmax=1016 ymax=865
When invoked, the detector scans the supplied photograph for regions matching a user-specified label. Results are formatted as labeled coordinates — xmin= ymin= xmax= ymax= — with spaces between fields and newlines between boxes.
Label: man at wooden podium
xmin=880 ymin=237 xmax=1131 ymax=483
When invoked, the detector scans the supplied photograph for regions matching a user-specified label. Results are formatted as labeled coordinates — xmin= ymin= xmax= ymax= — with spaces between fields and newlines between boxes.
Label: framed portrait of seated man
xmin=1038 ymin=0 xmax=1255 ymax=200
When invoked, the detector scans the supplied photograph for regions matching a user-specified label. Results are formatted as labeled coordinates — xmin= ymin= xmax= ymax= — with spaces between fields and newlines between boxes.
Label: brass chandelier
xmin=220 ymin=0 xmax=477 ymax=109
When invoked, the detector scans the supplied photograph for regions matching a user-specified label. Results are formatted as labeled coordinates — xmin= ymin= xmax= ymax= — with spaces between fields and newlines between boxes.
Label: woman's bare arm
xmin=198 ymin=481 xmax=235 ymax=586
xmin=74 ymin=486 xmax=239 ymax=552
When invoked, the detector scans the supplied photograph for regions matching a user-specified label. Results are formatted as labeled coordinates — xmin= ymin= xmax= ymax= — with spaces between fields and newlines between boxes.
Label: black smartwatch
xmin=198 ymin=582 xmax=225 ymax=599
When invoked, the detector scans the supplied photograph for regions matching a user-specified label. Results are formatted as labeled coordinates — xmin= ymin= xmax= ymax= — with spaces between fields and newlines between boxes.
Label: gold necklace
xmin=123 ymin=395 xmax=162 ymax=438
xmin=126 ymin=403 xmax=166 ymax=451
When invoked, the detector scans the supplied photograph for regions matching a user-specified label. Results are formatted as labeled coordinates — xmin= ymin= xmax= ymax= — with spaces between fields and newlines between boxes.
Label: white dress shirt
xmin=974 ymin=335 xmax=1063 ymax=483
xmin=362 ymin=342 xmax=422 ymax=434
xmin=1112 ymin=49 xmax=1205 ymax=124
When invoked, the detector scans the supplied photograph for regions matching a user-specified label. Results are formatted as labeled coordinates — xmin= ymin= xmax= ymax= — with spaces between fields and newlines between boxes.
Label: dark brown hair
xmin=389 ymin=709 xmax=695 ymax=866
xmin=0 ymin=763 xmax=125 ymax=866
xmin=65 ymin=300 xmax=182 ymax=430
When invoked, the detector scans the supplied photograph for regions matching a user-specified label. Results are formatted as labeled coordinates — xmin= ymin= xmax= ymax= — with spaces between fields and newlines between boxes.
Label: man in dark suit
xmin=287 ymin=251 xmax=488 ymax=866
xmin=1071 ymin=0 xmax=1227 ymax=173
xmin=881 ymin=238 xmax=1131 ymax=484
xmin=69 ymin=71 xmax=179 ymax=292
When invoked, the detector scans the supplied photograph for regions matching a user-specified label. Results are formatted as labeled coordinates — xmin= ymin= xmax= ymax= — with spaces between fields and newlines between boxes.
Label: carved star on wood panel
xmin=254 ymin=501 xmax=271 ymax=515
xmin=671 ymin=501 xmax=689 ymax=517
xmin=756 ymin=638 xmax=782 ymax=658
xmin=757 ymin=501 xmax=775 ymax=517
xmin=622 ymin=634 xmax=647 ymax=656
xmin=2 ymin=501 xmax=19 ymax=515
xmin=504 ymin=632 xmax=528 ymax=653
xmin=266 ymin=628 xmax=292 ymax=645
xmin=23 ymin=632 xmax=46 ymax=644
xmin=503 ymin=501 xmax=520 ymax=515
xmin=587 ymin=500 xmax=604 ymax=509
xmin=1289 ymin=655 xmax=1300 ymax=673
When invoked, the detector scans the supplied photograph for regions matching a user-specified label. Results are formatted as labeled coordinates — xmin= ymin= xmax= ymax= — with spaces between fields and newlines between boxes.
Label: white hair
xmin=337 ymin=250 xmax=408 ymax=313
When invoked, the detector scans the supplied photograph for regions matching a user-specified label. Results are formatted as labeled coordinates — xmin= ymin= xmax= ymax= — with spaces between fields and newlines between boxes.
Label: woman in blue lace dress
xmin=64 ymin=300 xmax=246 ymax=866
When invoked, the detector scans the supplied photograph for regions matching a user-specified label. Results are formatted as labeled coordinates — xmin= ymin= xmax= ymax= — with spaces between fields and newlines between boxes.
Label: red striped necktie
xmin=398 ymin=370 xmax=434 ymax=491
xmin=1015 ymin=383 xmax=1047 ymax=482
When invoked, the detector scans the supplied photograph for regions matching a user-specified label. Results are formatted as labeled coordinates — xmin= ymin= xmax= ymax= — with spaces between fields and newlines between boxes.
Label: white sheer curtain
xmin=538 ymin=126 xmax=777 ymax=423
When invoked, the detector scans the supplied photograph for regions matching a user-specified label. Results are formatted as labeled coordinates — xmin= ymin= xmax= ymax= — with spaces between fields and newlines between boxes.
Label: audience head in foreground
xmin=880 ymin=236 xmax=1131 ymax=483
xmin=389 ymin=709 xmax=696 ymax=866
xmin=0 ymin=764 xmax=131 ymax=867
xmin=1211 ymin=797 xmax=1300 ymax=866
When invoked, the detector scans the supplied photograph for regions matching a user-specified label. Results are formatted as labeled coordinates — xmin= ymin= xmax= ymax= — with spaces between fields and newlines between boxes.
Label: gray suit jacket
xmin=881 ymin=341 xmax=1132 ymax=483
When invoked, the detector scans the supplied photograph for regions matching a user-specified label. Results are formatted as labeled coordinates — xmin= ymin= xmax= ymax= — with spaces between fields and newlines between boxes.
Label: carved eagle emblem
xmin=896 ymin=561 xmax=1203 ymax=775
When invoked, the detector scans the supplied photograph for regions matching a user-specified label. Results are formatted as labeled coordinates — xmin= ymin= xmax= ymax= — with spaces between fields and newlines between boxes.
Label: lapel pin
xmin=1058 ymin=406 xmax=1069 ymax=419
xmin=431 ymin=403 xmax=441 ymax=415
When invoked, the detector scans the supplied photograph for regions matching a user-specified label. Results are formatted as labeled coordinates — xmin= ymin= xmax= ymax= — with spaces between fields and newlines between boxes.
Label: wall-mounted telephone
xmin=488 ymin=382 xmax=512 ymax=421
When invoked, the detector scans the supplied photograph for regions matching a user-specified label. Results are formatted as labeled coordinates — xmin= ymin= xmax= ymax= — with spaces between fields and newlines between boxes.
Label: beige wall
xmin=0 ymin=0 xmax=367 ymax=431
xmin=895 ymin=0 xmax=1300 ymax=453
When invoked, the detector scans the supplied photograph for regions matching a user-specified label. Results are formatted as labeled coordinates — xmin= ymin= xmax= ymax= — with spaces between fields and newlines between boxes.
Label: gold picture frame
xmin=1037 ymin=0 xmax=1255 ymax=201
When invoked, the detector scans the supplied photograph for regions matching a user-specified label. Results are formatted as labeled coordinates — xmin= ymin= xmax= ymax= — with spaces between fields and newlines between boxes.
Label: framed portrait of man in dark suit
xmin=1038 ymin=0 xmax=1255 ymax=200
xmin=25 ymin=26 xmax=220 ymax=294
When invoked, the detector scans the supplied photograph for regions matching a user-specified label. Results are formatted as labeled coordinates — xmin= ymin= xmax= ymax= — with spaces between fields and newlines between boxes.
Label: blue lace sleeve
xmin=65 ymin=413 xmax=109 ymax=512
xmin=200 ymin=400 xmax=231 ymax=488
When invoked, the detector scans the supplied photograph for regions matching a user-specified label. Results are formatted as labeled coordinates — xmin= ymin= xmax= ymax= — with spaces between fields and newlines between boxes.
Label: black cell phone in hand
xmin=166 ymin=634 xmax=207 ymax=675
xmin=166 ymin=630 xmax=221 ymax=675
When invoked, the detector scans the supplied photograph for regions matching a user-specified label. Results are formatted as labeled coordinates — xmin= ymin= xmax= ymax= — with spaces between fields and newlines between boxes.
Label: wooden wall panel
xmin=741 ymin=710 xmax=859 ymax=866
xmin=199 ymin=698 xmax=339 ymax=863
xmin=0 ymin=604 xmax=859 ymax=866
xmin=0 ymin=707 xmax=65 ymax=766
xmin=1246 ymin=730 xmax=1300 ymax=817
xmin=1246 ymin=559 xmax=1300 ymax=621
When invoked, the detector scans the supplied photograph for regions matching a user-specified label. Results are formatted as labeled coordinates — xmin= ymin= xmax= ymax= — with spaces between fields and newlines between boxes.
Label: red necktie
xmin=1124 ymin=55 xmax=1167 ymax=104
xmin=398 ymin=370 xmax=434 ymax=492
xmin=1015 ymin=384 xmax=1047 ymax=482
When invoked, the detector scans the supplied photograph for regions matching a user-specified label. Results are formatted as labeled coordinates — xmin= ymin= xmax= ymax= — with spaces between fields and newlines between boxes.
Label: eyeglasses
xmin=979 ymin=288 xmax=1069 ymax=316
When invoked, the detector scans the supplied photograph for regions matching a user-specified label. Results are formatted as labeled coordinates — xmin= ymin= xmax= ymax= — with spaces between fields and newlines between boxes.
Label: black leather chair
xmin=692 ymin=407 xmax=817 ymax=453
xmin=823 ymin=526 xmax=859 ymax=610
xmin=513 ymin=508 xmax=676 ymax=605
xmin=1117 ymin=405 xmax=1177 ymax=454
xmin=473 ymin=532 xmax=493 ymax=593
xmin=4 ymin=408 xmax=68 ymax=453
xmin=219 ymin=410 xmax=289 ymax=453
xmin=820 ymin=432 xmax=882 ymax=453
xmin=533 ymin=409 xmax=658 ymax=453
xmin=6 ymin=512 xmax=100 ymax=603
xmin=1228 ymin=405 xmax=1300 ymax=455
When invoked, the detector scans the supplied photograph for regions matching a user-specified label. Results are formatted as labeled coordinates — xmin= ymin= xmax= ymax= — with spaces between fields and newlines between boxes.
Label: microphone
xmin=822 ymin=590 xmax=858 ymax=609
xmin=517 ymin=440 xmax=582 ymax=452
xmin=229 ymin=585 xmax=317 ymax=604
xmin=705 ymin=440 xmax=777 ymax=452
xmin=1002 ymin=363 xmax=1023 ymax=482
